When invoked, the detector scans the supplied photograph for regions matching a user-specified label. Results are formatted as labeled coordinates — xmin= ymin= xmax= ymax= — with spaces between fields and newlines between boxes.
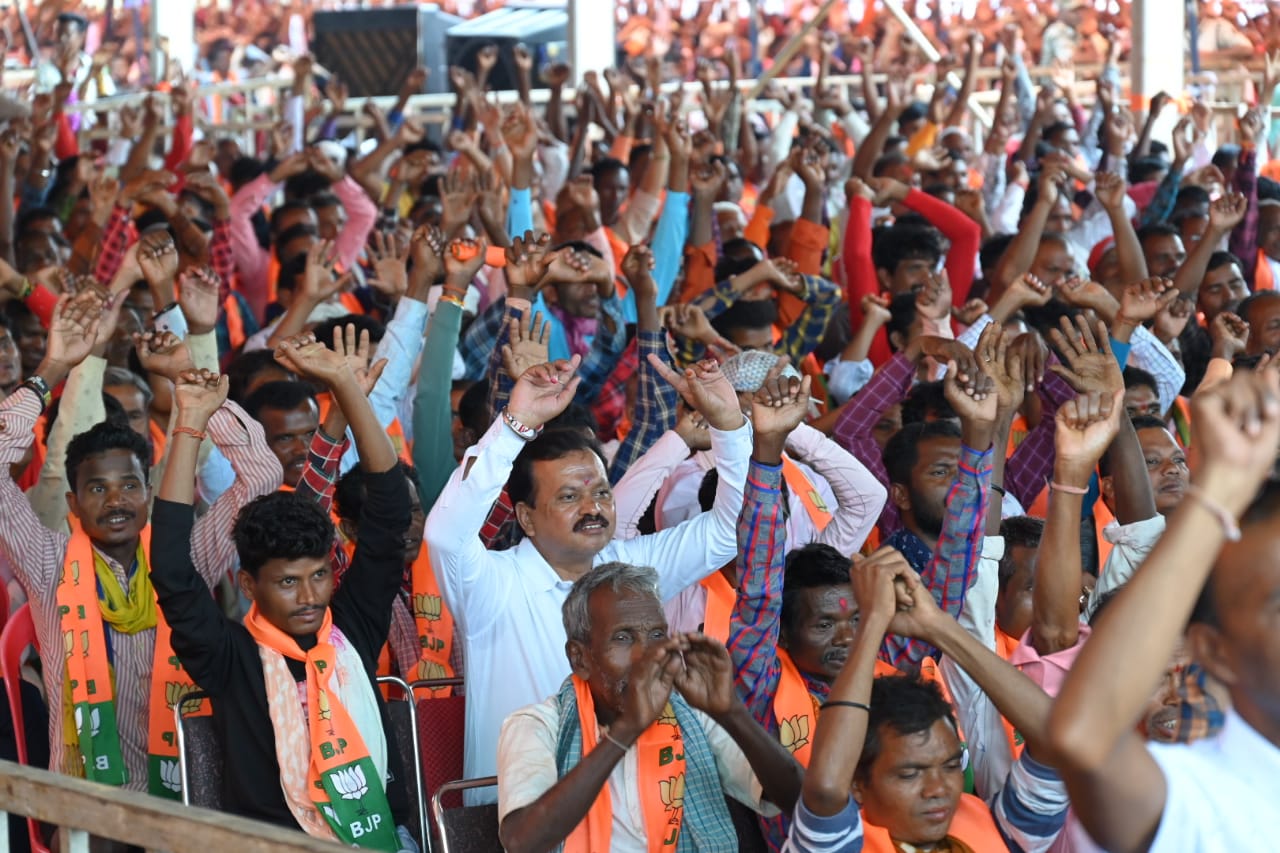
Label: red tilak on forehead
xmin=839 ymin=597 xmax=849 ymax=611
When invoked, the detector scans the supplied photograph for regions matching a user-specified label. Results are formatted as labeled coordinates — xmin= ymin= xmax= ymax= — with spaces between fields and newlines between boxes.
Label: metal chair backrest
xmin=429 ymin=777 xmax=500 ymax=853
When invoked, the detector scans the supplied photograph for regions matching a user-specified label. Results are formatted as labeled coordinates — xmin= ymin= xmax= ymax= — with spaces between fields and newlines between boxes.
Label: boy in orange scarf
xmin=150 ymin=330 xmax=417 ymax=851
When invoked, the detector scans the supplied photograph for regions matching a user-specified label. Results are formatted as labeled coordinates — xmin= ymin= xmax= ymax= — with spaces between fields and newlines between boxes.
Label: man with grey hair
xmin=497 ymin=560 xmax=803 ymax=853
xmin=425 ymin=354 xmax=755 ymax=795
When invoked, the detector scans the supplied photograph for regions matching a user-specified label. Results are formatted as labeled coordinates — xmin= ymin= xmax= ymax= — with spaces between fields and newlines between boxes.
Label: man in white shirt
xmin=1046 ymin=370 xmax=1280 ymax=851
xmin=424 ymin=355 xmax=752 ymax=795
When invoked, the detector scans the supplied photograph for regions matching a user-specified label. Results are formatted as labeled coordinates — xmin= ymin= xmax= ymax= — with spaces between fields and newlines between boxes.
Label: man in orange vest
xmin=785 ymin=546 xmax=1070 ymax=852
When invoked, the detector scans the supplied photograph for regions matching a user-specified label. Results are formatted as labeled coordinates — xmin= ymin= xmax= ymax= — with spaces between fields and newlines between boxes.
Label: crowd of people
xmin=0 ymin=1 xmax=1278 ymax=852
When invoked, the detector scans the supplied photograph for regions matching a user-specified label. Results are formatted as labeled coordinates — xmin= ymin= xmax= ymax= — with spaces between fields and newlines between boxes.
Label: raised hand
xmin=440 ymin=169 xmax=479 ymax=237
xmin=43 ymin=293 xmax=102 ymax=374
xmin=408 ymin=224 xmax=446 ymax=295
xmin=501 ymin=102 xmax=538 ymax=161
xmin=1116 ymin=277 xmax=1178 ymax=325
xmin=134 ymin=330 xmax=194 ymax=383
xmin=1210 ymin=311 xmax=1250 ymax=361
xmin=672 ymin=633 xmax=737 ymax=718
xmin=178 ymin=266 xmax=222 ymax=336
xmin=183 ymin=171 xmax=231 ymax=219
xmin=1208 ymin=191 xmax=1248 ymax=233
xmin=300 ymin=240 xmax=349 ymax=305
xmin=918 ymin=336 xmax=981 ymax=389
xmin=976 ymin=322 xmax=1025 ymax=419
xmin=861 ymin=293 xmax=892 ymax=326
xmin=1154 ymin=295 xmax=1193 ymax=344
xmin=850 ymin=546 xmax=915 ymax=635
xmin=610 ymin=639 xmax=683 ymax=744
xmin=507 ymin=356 xmax=583 ymax=431
xmin=1057 ymin=276 xmax=1120 ymax=319
xmin=675 ymin=407 xmax=712 ymax=451
xmin=1094 ymin=171 xmax=1127 ymax=212
xmin=750 ymin=358 xmax=811 ymax=440
xmin=330 ymin=323 xmax=388 ymax=396
xmin=915 ymin=271 xmax=953 ymax=322
xmin=137 ymin=230 xmax=179 ymax=289
xmin=367 ymin=230 xmax=409 ymax=298
xmin=647 ymin=357 xmax=746 ymax=431
xmin=445 ymin=236 xmax=489 ymax=290
xmin=881 ymin=558 xmax=948 ymax=643
xmin=621 ymin=244 xmax=656 ymax=303
xmin=504 ymin=230 xmax=555 ymax=297
xmin=1048 ymin=315 xmax=1123 ymax=397
xmin=501 ymin=312 xmax=551 ymax=380
xmin=953 ymin=297 xmax=989 ymax=328
xmin=273 ymin=333 xmax=355 ymax=390
xmin=173 ymin=368 xmax=229 ymax=428
xmin=1055 ymin=388 xmax=1124 ymax=474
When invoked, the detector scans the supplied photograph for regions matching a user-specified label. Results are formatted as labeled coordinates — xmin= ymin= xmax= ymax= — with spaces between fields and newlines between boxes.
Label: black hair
xmin=998 ymin=516 xmax=1044 ymax=590
xmin=309 ymin=191 xmax=343 ymax=211
xmin=1259 ymin=177 xmax=1280 ymax=204
xmin=1205 ymin=250 xmax=1244 ymax=276
xmin=229 ymin=155 xmax=266 ymax=189
xmin=14 ymin=206 xmax=58 ymax=239
xmin=713 ymin=238 xmax=766 ymax=281
xmin=1136 ymin=221 xmax=1181 ymax=246
xmin=233 ymin=491 xmax=334 ymax=578
xmin=284 ymin=169 xmax=335 ymax=201
xmin=1211 ymin=144 xmax=1241 ymax=171
xmin=334 ymin=461 xmax=419 ymax=524
xmin=900 ymin=381 xmax=957 ymax=426
xmin=1173 ymin=184 xmax=1211 ymax=211
xmin=1123 ymin=366 xmax=1159 ymax=396
xmin=550 ymin=239 xmax=604 ymax=260
xmin=507 ymin=428 xmax=609 ymax=508
xmin=872 ymin=151 xmax=910 ymax=178
xmin=590 ymin=157 xmax=627 ymax=182
xmin=270 ymin=200 xmax=315 ymax=235
xmin=309 ymin=314 xmax=386 ymax=349
xmin=227 ymin=349 xmax=293 ymax=404
xmin=275 ymin=251 xmax=309 ymax=293
xmin=1128 ymin=156 xmax=1169 ymax=185
xmin=274 ymin=223 xmax=319 ymax=259
xmin=781 ymin=544 xmax=852 ymax=637
xmin=898 ymin=101 xmax=928 ymax=126
xmin=546 ymin=402 xmax=600 ymax=438
xmin=885 ymin=292 xmax=918 ymax=352
xmin=711 ymin=298 xmax=778 ymax=338
xmin=457 ymin=380 xmax=490 ymax=437
xmin=856 ymin=675 xmax=957 ymax=782
xmin=883 ymin=420 xmax=962 ymax=486
xmin=627 ymin=143 xmax=653 ymax=173
xmin=872 ymin=222 xmax=946 ymax=274
xmin=979 ymin=234 xmax=1016 ymax=283
xmin=243 ymin=380 xmax=317 ymax=424
xmin=65 ymin=421 xmax=150 ymax=492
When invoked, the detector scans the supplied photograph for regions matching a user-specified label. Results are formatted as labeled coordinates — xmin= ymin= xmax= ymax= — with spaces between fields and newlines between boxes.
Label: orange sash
xmin=1257 ymin=249 xmax=1276 ymax=292
xmin=772 ymin=650 xmax=898 ymax=768
xmin=59 ymin=520 xmax=206 ymax=798
xmin=861 ymin=793 xmax=1009 ymax=852
xmin=148 ymin=419 xmax=167 ymax=468
xmin=408 ymin=543 xmax=455 ymax=691
xmin=781 ymin=457 xmax=834 ymax=533
xmin=699 ymin=571 xmax=735 ymax=643
xmin=565 ymin=675 xmax=687 ymax=853
xmin=224 ymin=294 xmax=246 ymax=352
xmin=339 ymin=291 xmax=364 ymax=315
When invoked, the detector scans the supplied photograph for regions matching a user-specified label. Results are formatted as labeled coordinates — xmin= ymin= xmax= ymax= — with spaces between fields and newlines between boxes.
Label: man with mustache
xmin=0 ymin=294 xmax=280 ymax=803
xmin=151 ymin=334 xmax=417 ymax=850
xmin=424 ymin=352 xmax=752 ymax=796
xmin=243 ymin=380 xmax=320 ymax=489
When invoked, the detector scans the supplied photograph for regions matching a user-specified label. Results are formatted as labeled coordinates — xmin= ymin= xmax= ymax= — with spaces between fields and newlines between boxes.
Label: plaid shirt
xmin=209 ymin=219 xmax=235 ymax=287
xmin=473 ymin=296 xmax=629 ymax=423
xmin=882 ymin=444 xmax=992 ymax=669
xmin=606 ymin=331 xmax=680 ymax=482
xmin=94 ymin=204 xmax=133 ymax=285
xmin=684 ymin=273 xmax=841 ymax=364
xmin=592 ymin=340 xmax=634 ymax=441
xmin=728 ymin=460 xmax=829 ymax=851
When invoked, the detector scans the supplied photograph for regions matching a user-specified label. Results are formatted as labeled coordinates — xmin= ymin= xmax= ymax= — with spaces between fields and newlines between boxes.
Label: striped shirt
xmin=782 ymin=752 xmax=1070 ymax=853
xmin=0 ymin=389 xmax=282 ymax=790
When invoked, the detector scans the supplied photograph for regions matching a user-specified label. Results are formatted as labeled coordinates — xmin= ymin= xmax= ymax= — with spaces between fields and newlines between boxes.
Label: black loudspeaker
xmin=445 ymin=1 xmax=569 ymax=93
xmin=312 ymin=4 xmax=463 ymax=97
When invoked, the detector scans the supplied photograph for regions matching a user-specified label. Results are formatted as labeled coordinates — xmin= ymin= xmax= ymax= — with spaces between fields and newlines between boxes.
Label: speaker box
xmin=445 ymin=1 xmax=569 ymax=93
xmin=312 ymin=4 xmax=463 ymax=97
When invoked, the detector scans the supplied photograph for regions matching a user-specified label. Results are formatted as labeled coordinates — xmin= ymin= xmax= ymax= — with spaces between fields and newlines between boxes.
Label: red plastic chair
xmin=1 ymin=603 xmax=50 ymax=853
xmin=411 ymin=677 xmax=466 ymax=834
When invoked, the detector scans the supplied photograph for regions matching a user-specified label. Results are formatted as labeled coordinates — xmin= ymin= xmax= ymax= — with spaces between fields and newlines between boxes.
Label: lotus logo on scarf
xmin=333 ymin=765 xmax=371 ymax=803
xmin=415 ymin=659 xmax=447 ymax=681
xmin=779 ymin=715 xmax=810 ymax=754
xmin=75 ymin=706 xmax=101 ymax=737
xmin=659 ymin=773 xmax=685 ymax=815
xmin=412 ymin=593 xmax=442 ymax=622
xmin=159 ymin=758 xmax=182 ymax=793
xmin=657 ymin=703 xmax=678 ymax=730
xmin=165 ymin=681 xmax=203 ymax=715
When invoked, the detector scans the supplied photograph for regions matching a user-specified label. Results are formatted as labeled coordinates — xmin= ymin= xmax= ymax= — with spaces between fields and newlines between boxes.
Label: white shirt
xmin=1146 ymin=711 xmax=1280 ymax=849
xmin=1085 ymin=514 xmax=1165 ymax=619
xmin=424 ymin=416 xmax=753 ymax=794
xmin=497 ymin=694 xmax=773 ymax=851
